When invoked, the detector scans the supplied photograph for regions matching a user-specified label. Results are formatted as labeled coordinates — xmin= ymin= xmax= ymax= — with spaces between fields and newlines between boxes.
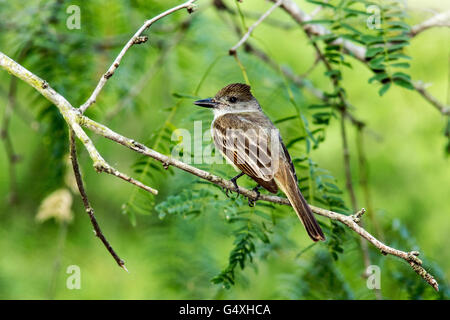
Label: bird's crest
xmin=215 ymin=83 xmax=253 ymax=101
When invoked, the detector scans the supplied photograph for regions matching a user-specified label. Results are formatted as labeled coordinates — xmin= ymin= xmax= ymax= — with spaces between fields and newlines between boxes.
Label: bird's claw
xmin=247 ymin=186 xmax=260 ymax=207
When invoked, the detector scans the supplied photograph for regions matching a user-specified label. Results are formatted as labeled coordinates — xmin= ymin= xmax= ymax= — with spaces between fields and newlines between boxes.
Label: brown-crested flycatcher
xmin=194 ymin=83 xmax=325 ymax=242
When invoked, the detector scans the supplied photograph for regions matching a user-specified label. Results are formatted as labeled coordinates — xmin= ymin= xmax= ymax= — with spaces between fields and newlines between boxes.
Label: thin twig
xmin=229 ymin=0 xmax=282 ymax=55
xmin=79 ymin=0 xmax=197 ymax=113
xmin=69 ymin=129 xmax=128 ymax=271
xmin=410 ymin=10 xmax=450 ymax=37
xmin=340 ymin=112 xmax=358 ymax=211
xmin=96 ymin=162 xmax=158 ymax=195
xmin=341 ymin=110 xmax=382 ymax=299
xmin=105 ymin=19 xmax=193 ymax=121
xmin=356 ymin=126 xmax=384 ymax=241
xmin=1 ymin=77 xmax=20 ymax=204
xmin=414 ymin=81 xmax=450 ymax=116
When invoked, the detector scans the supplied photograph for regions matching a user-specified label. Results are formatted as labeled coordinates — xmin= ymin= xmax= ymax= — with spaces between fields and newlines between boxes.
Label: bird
xmin=194 ymin=83 xmax=325 ymax=242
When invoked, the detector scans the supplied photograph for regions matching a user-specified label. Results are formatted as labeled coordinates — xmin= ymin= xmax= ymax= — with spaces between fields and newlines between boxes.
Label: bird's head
xmin=194 ymin=83 xmax=260 ymax=114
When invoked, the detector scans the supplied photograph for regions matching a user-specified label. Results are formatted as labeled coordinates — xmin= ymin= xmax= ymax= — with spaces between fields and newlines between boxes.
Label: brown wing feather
xmin=213 ymin=113 xmax=279 ymax=193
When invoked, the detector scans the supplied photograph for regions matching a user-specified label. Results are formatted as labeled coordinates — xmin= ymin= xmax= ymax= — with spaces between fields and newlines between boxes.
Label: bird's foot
xmin=228 ymin=172 xmax=244 ymax=198
xmin=248 ymin=186 xmax=261 ymax=207
xmin=223 ymin=173 xmax=244 ymax=199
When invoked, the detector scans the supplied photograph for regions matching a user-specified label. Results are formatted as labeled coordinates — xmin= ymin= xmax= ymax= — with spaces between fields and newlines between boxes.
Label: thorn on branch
xmin=351 ymin=208 xmax=366 ymax=223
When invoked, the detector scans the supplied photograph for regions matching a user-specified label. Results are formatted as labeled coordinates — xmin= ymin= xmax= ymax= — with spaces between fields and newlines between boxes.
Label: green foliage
xmin=279 ymin=250 xmax=355 ymax=299
xmin=0 ymin=0 xmax=448 ymax=300
xmin=211 ymin=208 xmax=273 ymax=289
xmin=155 ymin=188 xmax=218 ymax=219
xmin=156 ymin=186 xmax=275 ymax=290
xmin=306 ymin=0 xmax=413 ymax=96
xmin=122 ymin=106 xmax=179 ymax=224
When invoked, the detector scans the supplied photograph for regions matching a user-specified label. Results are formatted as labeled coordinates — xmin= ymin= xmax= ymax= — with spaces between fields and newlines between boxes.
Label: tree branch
xmin=69 ymin=129 xmax=127 ymax=271
xmin=1 ymin=77 xmax=20 ymax=204
xmin=0 ymin=52 xmax=158 ymax=196
xmin=410 ymin=10 xmax=450 ymax=37
xmin=229 ymin=0 xmax=283 ymax=55
xmin=79 ymin=0 xmax=197 ymax=113
xmin=105 ymin=18 xmax=193 ymax=121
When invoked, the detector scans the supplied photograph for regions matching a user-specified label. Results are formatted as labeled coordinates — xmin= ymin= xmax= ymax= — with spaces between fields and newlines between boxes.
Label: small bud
xmin=187 ymin=4 xmax=197 ymax=14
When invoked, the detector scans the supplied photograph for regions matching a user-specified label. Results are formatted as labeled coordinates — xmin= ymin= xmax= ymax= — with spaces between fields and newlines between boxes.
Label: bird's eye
xmin=229 ymin=96 xmax=237 ymax=103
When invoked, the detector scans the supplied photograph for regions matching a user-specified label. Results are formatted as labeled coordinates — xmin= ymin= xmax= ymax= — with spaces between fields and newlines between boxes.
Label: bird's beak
xmin=194 ymin=98 xmax=217 ymax=108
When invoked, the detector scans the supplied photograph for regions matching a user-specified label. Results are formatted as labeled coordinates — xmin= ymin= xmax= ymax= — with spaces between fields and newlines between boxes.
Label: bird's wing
xmin=212 ymin=112 xmax=281 ymax=192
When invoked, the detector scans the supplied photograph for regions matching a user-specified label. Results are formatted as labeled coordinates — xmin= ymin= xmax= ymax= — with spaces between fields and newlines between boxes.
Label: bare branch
xmin=79 ymin=0 xmax=197 ymax=114
xmin=1 ymin=77 xmax=20 ymax=204
xmin=96 ymin=162 xmax=158 ymax=195
xmin=105 ymin=19 xmax=193 ymax=121
xmin=414 ymin=81 xmax=450 ymax=116
xmin=229 ymin=0 xmax=283 ymax=55
xmin=410 ymin=10 xmax=450 ymax=37
xmin=69 ymin=129 xmax=127 ymax=271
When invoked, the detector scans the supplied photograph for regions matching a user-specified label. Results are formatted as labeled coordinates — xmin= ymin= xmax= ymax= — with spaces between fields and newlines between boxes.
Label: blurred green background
xmin=0 ymin=0 xmax=448 ymax=299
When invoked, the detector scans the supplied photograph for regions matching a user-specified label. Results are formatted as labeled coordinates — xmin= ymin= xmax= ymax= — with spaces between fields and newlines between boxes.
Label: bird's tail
xmin=275 ymin=162 xmax=325 ymax=242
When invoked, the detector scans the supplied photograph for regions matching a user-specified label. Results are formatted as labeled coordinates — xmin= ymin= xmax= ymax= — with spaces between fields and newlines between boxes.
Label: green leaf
xmin=308 ymin=104 xmax=330 ymax=109
xmin=361 ymin=35 xmax=385 ymax=45
xmin=387 ymin=20 xmax=411 ymax=31
xmin=393 ymin=78 xmax=414 ymax=90
xmin=274 ymin=115 xmax=297 ymax=124
xmin=366 ymin=47 xmax=384 ymax=58
xmin=324 ymin=69 xmax=342 ymax=79
xmin=368 ymin=72 xmax=389 ymax=83
xmin=341 ymin=23 xmax=362 ymax=35
xmin=379 ymin=82 xmax=391 ymax=96
xmin=311 ymin=33 xmax=338 ymax=42
xmin=388 ymin=35 xmax=410 ymax=43
xmin=306 ymin=0 xmax=336 ymax=8
xmin=303 ymin=19 xmax=334 ymax=25
xmin=369 ymin=55 xmax=386 ymax=70
xmin=392 ymin=72 xmax=411 ymax=82
xmin=386 ymin=53 xmax=411 ymax=61
xmin=390 ymin=62 xmax=410 ymax=68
